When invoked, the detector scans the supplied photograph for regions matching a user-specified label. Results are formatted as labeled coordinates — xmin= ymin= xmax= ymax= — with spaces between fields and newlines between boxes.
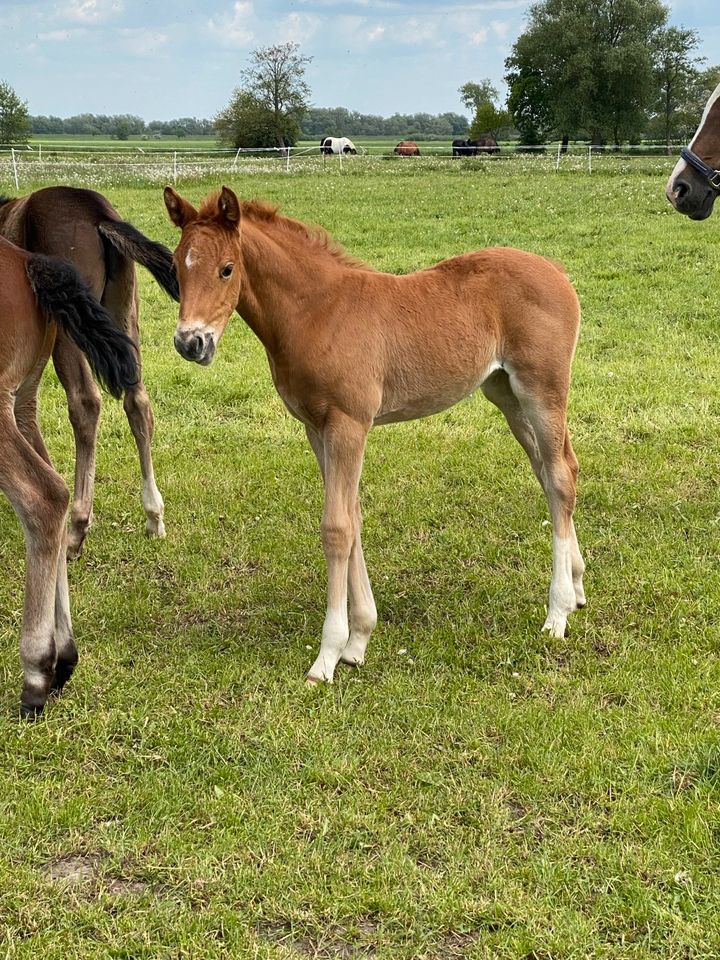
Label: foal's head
xmin=667 ymin=83 xmax=720 ymax=220
xmin=164 ymin=186 xmax=243 ymax=365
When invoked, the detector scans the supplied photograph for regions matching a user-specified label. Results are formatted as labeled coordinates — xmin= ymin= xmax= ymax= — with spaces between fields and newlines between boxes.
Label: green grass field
xmin=0 ymin=161 xmax=719 ymax=958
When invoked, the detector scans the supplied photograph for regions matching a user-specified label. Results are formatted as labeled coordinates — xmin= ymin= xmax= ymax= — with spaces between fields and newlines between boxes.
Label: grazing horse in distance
xmin=474 ymin=136 xmax=500 ymax=155
xmin=452 ymin=137 xmax=499 ymax=157
xmin=320 ymin=136 xmax=358 ymax=155
xmin=164 ymin=185 xmax=585 ymax=685
xmin=0 ymin=186 xmax=179 ymax=558
xmin=666 ymin=80 xmax=720 ymax=220
xmin=0 ymin=235 xmax=138 ymax=717
xmin=394 ymin=140 xmax=421 ymax=156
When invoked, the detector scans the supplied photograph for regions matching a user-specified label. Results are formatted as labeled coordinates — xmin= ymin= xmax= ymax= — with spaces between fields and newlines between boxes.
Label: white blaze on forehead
xmin=691 ymin=81 xmax=720 ymax=148
xmin=669 ymin=81 xmax=720 ymax=186
xmin=185 ymin=248 xmax=197 ymax=269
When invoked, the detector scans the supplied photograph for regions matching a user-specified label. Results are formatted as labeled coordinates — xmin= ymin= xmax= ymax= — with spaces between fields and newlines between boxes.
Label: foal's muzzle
xmin=174 ymin=328 xmax=216 ymax=365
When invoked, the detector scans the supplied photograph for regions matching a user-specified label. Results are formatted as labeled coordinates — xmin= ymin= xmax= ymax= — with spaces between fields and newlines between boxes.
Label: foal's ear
xmin=164 ymin=186 xmax=198 ymax=228
xmin=218 ymin=186 xmax=241 ymax=227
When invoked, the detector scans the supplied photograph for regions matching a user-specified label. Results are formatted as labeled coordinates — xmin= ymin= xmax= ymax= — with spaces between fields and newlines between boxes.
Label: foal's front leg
xmin=304 ymin=427 xmax=377 ymax=673
xmin=306 ymin=415 xmax=369 ymax=684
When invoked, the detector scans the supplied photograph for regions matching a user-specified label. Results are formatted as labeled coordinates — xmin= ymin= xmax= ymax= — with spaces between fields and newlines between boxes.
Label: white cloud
xmin=368 ymin=24 xmax=385 ymax=40
xmin=470 ymin=27 xmax=488 ymax=44
xmin=207 ymin=1 xmax=255 ymax=48
xmin=398 ymin=16 xmax=438 ymax=44
xmin=279 ymin=12 xmax=321 ymax=44
xmin=117 ymin=28 xmax=168 ymax=57
xmin=491 ymin=19 xmax=509 ymax=38
xmin=38 ymin=28 xmax=88 ymax=41
xmin=63 ymin=0 xmax=123 ymax=23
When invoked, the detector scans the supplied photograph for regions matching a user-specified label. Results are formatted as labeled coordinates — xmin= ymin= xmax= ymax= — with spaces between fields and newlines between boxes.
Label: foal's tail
xmin=98 ymin=219 xmax=180 ymax=301
xmin=26 ymin=253 xmax=139 ymax=399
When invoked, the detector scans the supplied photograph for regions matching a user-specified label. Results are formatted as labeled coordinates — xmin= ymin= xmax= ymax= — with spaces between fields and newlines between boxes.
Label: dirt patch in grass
xmin=258 ymin=920 xmax=379 ymax=958
xmin=42 ymin=852 xmax=152 ymax=898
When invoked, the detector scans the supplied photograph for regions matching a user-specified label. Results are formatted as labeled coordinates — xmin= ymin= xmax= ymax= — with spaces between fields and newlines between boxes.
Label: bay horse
xmin=0 ymin=186 xmax=179 ymax=558
xmin=163 ymin=185 xmax=585 ymax=684
xmin=666 ymin=80 xmax=720 ymax=219
xmin=0 ymin=234 xmax=138 ymax=717
xmin=394 ymin=141 xmax=421 ymax=156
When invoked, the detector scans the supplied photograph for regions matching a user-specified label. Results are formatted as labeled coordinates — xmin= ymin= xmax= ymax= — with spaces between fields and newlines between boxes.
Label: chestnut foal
xmin=0 ymin=235 xmax=137 ymax=716
xmin=164 ymin=186 xmax=585 ymax=683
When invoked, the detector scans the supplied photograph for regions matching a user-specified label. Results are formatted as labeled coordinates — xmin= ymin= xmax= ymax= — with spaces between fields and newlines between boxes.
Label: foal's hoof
xmin=146 ymin=516 xmax=166 ymax=539
xmin=305 ymin=673 xmax=332 ymax=687
xmin=542 ymin=615 xmax=569 ymax=639
xmin=66 ymin=539 xmax=85 ymax=561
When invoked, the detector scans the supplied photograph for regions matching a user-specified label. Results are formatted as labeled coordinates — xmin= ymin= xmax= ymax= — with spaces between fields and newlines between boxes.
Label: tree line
xmin=29 ymin=115 xmax=215 ymax=139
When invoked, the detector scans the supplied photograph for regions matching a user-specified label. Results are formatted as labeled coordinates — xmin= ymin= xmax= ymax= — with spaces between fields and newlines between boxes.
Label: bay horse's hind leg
xmin=103 ymin=269 xmax=165 ymax=539
xmin=14 ymin=382 xmax=78 ymax=693
xmin=52 ymin=331 xmax=101 ymax=559
xmin=482 ymin=367 xmax=584 ymax=635
xmin=0 ymin=409 xmax=69 ymax=717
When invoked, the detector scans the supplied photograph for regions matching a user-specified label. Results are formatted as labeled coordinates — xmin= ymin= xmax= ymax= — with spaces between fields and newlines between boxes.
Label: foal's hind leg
xmin=481 ymin=369 xmax=585 ymax=610
xmin=52 ymin=331 xmax=101 ymax=559
xmin=483 ymin=368 xmax=584 ymax=635
xmin=0 ymin=408 xmax=69 ymax=717
xmin=103 ymin=272 xmax=165 ymax=538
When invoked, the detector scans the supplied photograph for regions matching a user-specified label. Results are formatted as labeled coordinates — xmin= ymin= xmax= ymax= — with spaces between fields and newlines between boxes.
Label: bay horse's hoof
xmin=51 ymin=655 xmax=78 ymax=694
xmin=19 ymin=700 xmax=45 ymax=721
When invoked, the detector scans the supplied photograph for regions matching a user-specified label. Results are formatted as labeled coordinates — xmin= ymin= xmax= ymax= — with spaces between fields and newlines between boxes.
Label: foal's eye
xmin=219 ymin=263 xmax=234 ymax=280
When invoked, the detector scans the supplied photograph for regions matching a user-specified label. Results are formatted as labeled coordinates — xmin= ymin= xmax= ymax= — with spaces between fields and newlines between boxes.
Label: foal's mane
xmin=199 ymin=193 xmax=373 ymax=271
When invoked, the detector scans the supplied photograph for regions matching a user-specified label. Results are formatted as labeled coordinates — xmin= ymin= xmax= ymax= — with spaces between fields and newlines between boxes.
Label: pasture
xmin=0 ymin=160 xmax=719 ymax=958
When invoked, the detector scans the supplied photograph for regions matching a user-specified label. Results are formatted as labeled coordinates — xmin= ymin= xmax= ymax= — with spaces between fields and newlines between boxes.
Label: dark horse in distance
xmin=0 ymin=186 xmax=178 ymax=557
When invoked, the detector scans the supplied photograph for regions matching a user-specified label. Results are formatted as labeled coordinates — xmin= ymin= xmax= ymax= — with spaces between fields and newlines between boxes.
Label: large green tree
xmin=0 ymin=80 xmax=30 ymax=145
xmin=215 ymin=42 xmax=312 ymax=149
xmin=505 ymin=0 xmax=668 ymax=145
xmin=649 ymin=27 xmax=705 ymax=149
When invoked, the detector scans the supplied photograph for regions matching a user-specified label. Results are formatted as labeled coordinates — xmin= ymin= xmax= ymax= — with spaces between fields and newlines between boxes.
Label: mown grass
xmin=0 ymin=161 xmax=719 ymax=958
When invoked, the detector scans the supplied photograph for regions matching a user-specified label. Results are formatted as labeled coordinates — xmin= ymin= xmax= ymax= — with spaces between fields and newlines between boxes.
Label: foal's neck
xmin=237 ymin=214 xmax=354 ymax=352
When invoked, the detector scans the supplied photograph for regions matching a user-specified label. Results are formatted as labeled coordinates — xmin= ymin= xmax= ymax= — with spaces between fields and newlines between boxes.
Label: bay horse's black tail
xmin=26 ymin=253 xmax=139 ymax=399
xmin=98 ymin=219 xmax=179 ymax=301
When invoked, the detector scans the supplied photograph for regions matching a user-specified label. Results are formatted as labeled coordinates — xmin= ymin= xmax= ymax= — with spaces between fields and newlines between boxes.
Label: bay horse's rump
xmin=0 ymin=185 xmax=177 ymax=557
xmin=0 ymin=234 xmax=138 ymax=716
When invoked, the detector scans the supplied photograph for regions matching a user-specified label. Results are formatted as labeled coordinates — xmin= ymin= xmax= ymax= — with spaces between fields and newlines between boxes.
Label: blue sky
xmin=1 ymin=0 xmax=718 ymax=121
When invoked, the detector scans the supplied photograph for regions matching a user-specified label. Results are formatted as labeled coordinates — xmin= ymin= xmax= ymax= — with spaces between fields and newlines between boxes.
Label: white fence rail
xmin=0 ymin=142 xmax=682 ymax=190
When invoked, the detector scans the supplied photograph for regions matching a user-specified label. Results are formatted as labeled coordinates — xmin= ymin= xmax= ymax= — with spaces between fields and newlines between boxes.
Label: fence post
xmin=11 ymin=148 xmax=19 ymax=190
xmin=286 ymin=147 xmax=291 ymax=173
xmin=588 ymin=144 xmax=592 ymax=174
xmin=173 ymin=151 xmax=177 ymax=185
xmin=232 ymin=147 xmax=241 ymax=171
xmin=556 ymin=141 xmax=562 ymax=171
